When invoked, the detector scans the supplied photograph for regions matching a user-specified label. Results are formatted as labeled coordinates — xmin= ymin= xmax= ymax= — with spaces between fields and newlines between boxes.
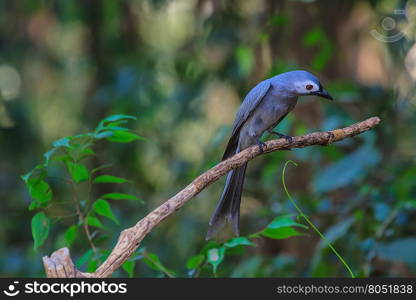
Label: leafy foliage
xmin=22 ymin=115 xmax=142 ymax=269
xmin=185 ymin=215 xmax=307 ymax=277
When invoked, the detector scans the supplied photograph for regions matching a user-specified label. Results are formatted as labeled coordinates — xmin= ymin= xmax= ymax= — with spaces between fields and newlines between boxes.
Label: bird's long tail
xmin=206 ymin=162 xmax=247 ymax=240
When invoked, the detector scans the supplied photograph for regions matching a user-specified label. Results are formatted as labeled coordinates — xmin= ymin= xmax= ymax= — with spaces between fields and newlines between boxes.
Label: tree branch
xmin=42 ymin=116 xmax=381 ymax=278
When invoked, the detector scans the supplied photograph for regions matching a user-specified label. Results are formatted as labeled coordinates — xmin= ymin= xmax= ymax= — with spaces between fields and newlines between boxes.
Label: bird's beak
xmin=313 ymin=88 xmax=333 ymax=100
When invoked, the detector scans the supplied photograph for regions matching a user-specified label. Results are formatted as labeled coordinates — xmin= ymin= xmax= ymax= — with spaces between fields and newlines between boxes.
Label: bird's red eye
xmin=306 ymin=84 xmax=314 ymax=90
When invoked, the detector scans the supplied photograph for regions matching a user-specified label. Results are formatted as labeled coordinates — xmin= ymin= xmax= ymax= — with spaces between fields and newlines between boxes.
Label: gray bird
xmin=206 ymin=70 xmax=333 ymax=239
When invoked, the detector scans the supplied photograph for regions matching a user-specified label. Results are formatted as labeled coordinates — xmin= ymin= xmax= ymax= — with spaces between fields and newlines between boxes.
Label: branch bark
xmin=43 ymin=116 xmax=381 ymax=278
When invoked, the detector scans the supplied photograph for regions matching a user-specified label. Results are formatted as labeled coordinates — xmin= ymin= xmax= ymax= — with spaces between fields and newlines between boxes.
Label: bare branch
xmin=42 ymin=116 xmax=381 ymax=277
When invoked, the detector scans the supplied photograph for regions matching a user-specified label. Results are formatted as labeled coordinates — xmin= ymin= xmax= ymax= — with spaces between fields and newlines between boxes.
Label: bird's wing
xmin=222 ymin=79 xmax=271 ymax=160
xmin=231 ymin=79 xmax=272 ymax=137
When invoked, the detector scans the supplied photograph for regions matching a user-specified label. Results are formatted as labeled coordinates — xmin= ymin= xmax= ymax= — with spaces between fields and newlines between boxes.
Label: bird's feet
xmin=270 ymin=131 xmax=293 ymax=143
xmin=257 ymin=140 xmax=267 ymax=153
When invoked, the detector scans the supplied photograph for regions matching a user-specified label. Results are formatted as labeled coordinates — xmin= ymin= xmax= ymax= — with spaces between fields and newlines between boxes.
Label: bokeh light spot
xmin=0 ymin=65 xmax=21 ymax=101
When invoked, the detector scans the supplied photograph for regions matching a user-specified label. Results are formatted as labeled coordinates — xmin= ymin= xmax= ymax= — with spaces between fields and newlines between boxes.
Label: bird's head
xmin=278 ymin=70 xmax=333 ymax=100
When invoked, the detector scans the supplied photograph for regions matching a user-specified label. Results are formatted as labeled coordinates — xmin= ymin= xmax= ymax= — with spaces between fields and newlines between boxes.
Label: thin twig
xmin=70 ymin=181 xmax=97 ymax=253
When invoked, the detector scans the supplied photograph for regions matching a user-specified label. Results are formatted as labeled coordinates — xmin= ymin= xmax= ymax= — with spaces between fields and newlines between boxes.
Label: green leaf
xmin=73 ymin=133 xmax=92 ymax=139
xmin=186 ymin=254 xmax=205 ymax=270
xmin=266 ymin=215 xmax=308 ymax=230
xmin=28 ymin=178 xmax=52 ymax=206
xmin=207 ymin=247 xmax=225 ymax=274
xmin=93 ymin=199 xmax=119 ymax=224
xmin=102 ymin=114 xmax=137 ymax=123
xmin=106 ymin=121 xmax=129 ymax=127
xmin=224 ymin=237 xmax=256 ymax=248
xmin=106 ymin=130 xmax=144 ymax=143
xmin=102 ymin=193 xmax=139 ymax=201
xmin=260 ymin=227 xmax=302 ymax=239
xmin=52 ymin=154 xmax=72 ymax=162
xmin=22 ymin=167 xmax=52 ymax=209
xmin=103 ymin=126 xmax=130 ymax=131
xmin=79 ymin=148 xmax=95 ymax=160
xmin=94 ymin=131 xmax=113 ymax=139
xmin=91 ymin=164 xmax=113 ymax=175
xmin=94 ymin=234 xmax=110 ymax=244
xmin=28 ymin=201 xmax=37 ymax=211
xmin=86 ymin=216 xmax=104 ymax=229
xmin=52 ymin=137 xmax=72 ymax=148
xmin=143 ymin=252 xmax=175 ymax=277
xmin=31 ymin=212 xmax=50 ymax=250
xmin=87 ymin=259 xmax=99 ymax=273
xmin=66 ymin=161 xmax=89 ymax=183
xmin=64 ymin=225 xmax=78 ymax=245
xmin=21 ymin=165 xmax=45 ymax=183
xmin=93 ymin=175 xmax=131 ymax=184
xmin=21 ymin=171 xmax=33 ymax=184
xmin=250 ymin=215 xmax=307 ymax=239
xmin=97 ymin=249 xmax=111 ymax=262
xmin=44 ymin=148 xmax=57 ymax=164
xmin=122 ymin=260 xmax=136 ymax=278
xmin=76 ymin=249 xmax=94 ymax=268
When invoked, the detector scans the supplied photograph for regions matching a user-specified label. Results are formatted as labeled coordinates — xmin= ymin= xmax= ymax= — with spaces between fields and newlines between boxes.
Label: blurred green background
xmin=1 ymin=0 xmax=416 ymax=277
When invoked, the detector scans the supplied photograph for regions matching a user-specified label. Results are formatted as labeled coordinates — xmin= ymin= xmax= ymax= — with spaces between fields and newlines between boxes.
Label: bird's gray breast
xmin=239 ymin=91 xmax=297 ymax=148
